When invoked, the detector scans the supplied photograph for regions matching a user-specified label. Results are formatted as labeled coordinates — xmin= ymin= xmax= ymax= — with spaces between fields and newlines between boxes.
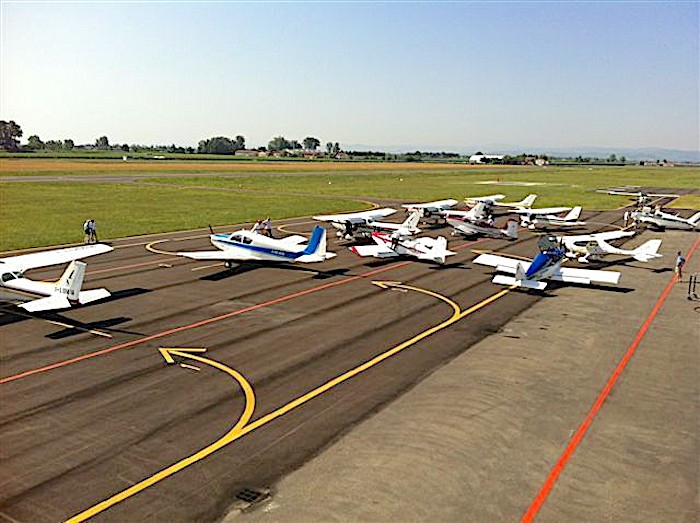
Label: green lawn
xmin=140 ymin=165 xmax=700 ymax=210
xmin=0 ymin=183 xmax=365 ymax=251
xmin=668 ymin=195 xmax=700 ymax=209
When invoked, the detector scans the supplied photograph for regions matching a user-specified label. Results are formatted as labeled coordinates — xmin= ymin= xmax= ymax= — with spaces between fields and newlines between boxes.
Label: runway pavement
xmin=0 ymin=208 xmax=696 ymax=522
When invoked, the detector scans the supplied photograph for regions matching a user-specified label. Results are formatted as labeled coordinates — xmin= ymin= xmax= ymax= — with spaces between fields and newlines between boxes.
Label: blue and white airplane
xmin=177 ymin=225 xmax=336 ymax=268
xmin=473 ymin=237 xmax=620 ymax=290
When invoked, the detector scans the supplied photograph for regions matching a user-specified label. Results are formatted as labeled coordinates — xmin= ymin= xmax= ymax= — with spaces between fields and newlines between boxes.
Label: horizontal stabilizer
xmin=277 ymin=235 xmax=308 ymax=246
xmin=492 ymin=274 xmax=547 ymax=290
xmin=19 ymin=295 xmax=72 ymax=312
xmin=78 ymin=288 xmax=111 ymax=305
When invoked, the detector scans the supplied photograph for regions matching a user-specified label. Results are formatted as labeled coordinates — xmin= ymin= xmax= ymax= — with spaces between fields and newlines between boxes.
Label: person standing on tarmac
xmin=675 ymin=251 xmax=686 ymax=282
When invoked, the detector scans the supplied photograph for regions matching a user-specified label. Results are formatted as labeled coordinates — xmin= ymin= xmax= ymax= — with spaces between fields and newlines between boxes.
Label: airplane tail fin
xmin=399 ymin=210 xmax=422 ymax=234
xmin=564 ymin=206 xmax=582 ymax=221
xmin=688 ymin=211 xmax=700 ymax=225
xmin=302 ymin=226 xmax=327 ymax=257
xmin=421 ymin=236 xmax=454 ymax=265
xmin=56 ymin=260 xmax=86 ymax=301
xmin=517 ymin=194 xmax=537 ymax=208
xmin=504 ymin=220 xmax=519 ymax=239
xmin=632 ymin=239 xmax=663 ymax=262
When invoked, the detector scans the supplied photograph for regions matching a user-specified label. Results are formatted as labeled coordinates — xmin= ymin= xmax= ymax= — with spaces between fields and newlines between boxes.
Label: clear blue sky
xmin=2 ymin=1 xmax=698 ymax=151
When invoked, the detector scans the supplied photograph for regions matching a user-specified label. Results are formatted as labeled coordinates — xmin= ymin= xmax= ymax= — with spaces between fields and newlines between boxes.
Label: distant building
xmin=234 ymin=149 xmax=259 ymax=157
xmin=469 ymin=154 xmax=504 ymax=164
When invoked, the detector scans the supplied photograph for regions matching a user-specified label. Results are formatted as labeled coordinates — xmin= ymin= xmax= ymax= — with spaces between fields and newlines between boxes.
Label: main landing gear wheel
xmin=224 ymin=261 xmax=234 ymax=269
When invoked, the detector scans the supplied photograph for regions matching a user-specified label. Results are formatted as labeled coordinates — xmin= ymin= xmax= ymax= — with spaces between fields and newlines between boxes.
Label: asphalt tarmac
xmin=0 ymin=207 xmax=695 ymax=522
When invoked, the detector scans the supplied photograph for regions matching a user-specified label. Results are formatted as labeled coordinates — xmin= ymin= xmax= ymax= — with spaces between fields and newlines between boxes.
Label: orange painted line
xmin=0 ymin=238 xmax=487 ymax=386
xmin=522 ymin=236 xmax=700 ymax=522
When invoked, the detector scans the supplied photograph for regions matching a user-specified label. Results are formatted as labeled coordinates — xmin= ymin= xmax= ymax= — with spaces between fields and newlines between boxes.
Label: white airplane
xmin=464 ymin=194 xmax=505 ymax=206
xmin=313 ymin=208 xmax=421 ymax=241
xmin=473 ymin=236 xmax=620 ymax=290
xmin=469 ymin=193 xmax=537 ymax=209
xmin=178 ymin=225 xmax=335 ymax=267
xmin=350 ymin=231 xmax=456 ymax=265
xmin=401 ymin=199 xmax=459 ymax=218
xmin=0 ymin=244 xmax=113 ymax=312
xmin=515 ymin=206 xmax=586 ymax=230
xmin=559 ymin=230 xmax=663 ymax=263
xmin=630 ymin=208 xmax=700 ymax=231
xmin=443 ymin=202 xmax=519 ymax=240
xmin=599 ymin=189 xmax=679 ymax=207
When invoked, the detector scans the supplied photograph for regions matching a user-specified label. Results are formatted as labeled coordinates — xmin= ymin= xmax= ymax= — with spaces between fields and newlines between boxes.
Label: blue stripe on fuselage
xmin=213 ymin=238 xmax=302 ymax=260
xmin=526 ymin=250 xmax=563 ymax=279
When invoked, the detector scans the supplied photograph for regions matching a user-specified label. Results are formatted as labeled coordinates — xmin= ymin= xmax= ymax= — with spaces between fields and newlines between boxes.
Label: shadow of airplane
xmin=45 ymin=315 xmax=139 ymax=339
xmin=202 ymin=263 xmax=350 ymax=281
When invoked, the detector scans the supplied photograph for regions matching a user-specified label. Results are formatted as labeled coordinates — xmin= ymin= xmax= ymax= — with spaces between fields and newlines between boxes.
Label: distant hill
xmin=344 ymin=143 xmax=700 ymax=163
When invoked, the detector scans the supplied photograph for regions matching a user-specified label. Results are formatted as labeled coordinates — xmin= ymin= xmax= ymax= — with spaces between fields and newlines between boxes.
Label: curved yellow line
xmin=68 ymin=284 xmax=510 ymax=521
xmin=144 ymin=240 xmax=179 ymax=256
xmin=66 ymin=352 xmax=256 ymax=522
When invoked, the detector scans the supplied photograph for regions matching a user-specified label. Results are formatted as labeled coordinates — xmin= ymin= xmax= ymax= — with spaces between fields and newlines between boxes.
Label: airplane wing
xmin=177 ymin=250 xmax=259 ymax=261
xmin=513 ymin=207 xmax=571 ymax=215
xmin=563 ymin=230 xmax=636 ymax=243
xmin=277 ymin=235 xmax=308 ymax=246
xmin=312 ymin=208 xmax=396 ymax=223
xmin=466 ymin=194 xmax=505 ymax=203
xmin=473 ymin=253 xmax=532 ymax=274
xmin=601 ymin=190 xmax=680 ymax=198
xmin=401 ymin=199 xmax=459 ymax=211
xmin=550 ymin=266 xmax=620 ymax=285
xmin=349 ymin=244 xmax=398 ymax=258
xmin=1 ymin=244 xmax=113 ymax=271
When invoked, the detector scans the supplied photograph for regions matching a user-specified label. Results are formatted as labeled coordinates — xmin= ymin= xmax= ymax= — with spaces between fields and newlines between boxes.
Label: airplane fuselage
xmin=525 ymin=250 xmax=565 ymax=280
xmin=211 ymin=233 xmax=307 ymax=262
xmin=632 ymin=211 xmax=699 ymax=230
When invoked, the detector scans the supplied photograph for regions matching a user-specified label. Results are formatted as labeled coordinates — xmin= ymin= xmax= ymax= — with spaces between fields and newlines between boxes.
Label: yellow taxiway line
xmin=67 ymin=283 xmax=512 ymax=521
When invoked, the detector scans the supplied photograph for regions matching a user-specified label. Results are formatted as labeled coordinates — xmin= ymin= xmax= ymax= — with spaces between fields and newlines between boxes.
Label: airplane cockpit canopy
xmin=1 ymin=271 xmax=22 ymax=282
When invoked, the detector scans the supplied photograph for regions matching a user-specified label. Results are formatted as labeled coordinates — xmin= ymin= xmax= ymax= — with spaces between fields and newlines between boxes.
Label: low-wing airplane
xmin=350 ymin=231 xmax=455 ymax=264
xmin=559 ymin=230 xmax=663 ymax=263
xmin=473 ymin=236 xmax=620 ymax=290
xmin=313 ymin=208 xmax=421 ymax=241
xmin=401 ymin=199 xmax=459 ymax=218
xmin=0 ymin=244 xmax=113 ymax=312
xmin=515 ymin=206 xmax=586 ymax=230
xmin=444 ymin=202 xmax=519 ymax=239
xmin=630 ymin=208 xmax=700 ymax=231
xmin=177 ymin=225 xmax=336 ymax=267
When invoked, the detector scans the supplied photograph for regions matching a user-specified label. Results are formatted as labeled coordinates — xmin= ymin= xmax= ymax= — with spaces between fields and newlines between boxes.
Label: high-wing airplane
xmin=598 ymin=189 xmax=680 ymax=207
xmin=483 ymin=194 xmax=538 ymax=209
xmin=178 ymin=225 xmax=336 ymax=267
xmin=559 ymin=230 xmax=662 ymax=263
xmin=444 ymin=202 xmax=519 ymax=240
xmin=350 ymin=232 xmax=455 ymax=264
xmin=473 ymin=236 xmax=620 ymax=290
xmin=401 ymin=199 xmax=459 ymax=218
xmin=515 ymin=206 xmax=586 ymax=230
xmin=313 ymin=208 xmax=421 ymax=241
xmin=0 ymin=244 xmax=113 ymax=312
xmin=463 ymin=194 xmax=505 ymax=207
xmin=630 ymin=208 xmax=700 ymax=231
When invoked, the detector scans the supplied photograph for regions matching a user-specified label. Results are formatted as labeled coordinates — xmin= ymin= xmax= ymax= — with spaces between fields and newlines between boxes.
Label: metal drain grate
xmin=236 ymin=489 xmax=265 ymax=504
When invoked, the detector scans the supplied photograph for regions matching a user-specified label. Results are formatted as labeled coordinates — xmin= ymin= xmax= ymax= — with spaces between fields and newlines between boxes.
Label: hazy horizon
xmin=2 ymin=2 xmax=698 ymax=151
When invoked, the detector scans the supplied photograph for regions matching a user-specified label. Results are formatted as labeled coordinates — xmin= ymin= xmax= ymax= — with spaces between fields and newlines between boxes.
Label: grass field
xmin=668 ymin=195 xmax=700 ymax=209
xmin=1 ymin=163 xmax=697 ymax=251
xmin=139 ymin=165 xmax=700 ymax=209
xmin=0 ymin=183 xmax=364 ymax=251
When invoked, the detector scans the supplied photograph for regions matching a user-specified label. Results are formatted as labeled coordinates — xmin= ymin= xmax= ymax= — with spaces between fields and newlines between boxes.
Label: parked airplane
xmin=599 ymin=189 xmax=679 ymax=207
xmin=444 ymin=202 xmax=519 ymax=239
xmin=178 ymin=225 xmax=336 ymax=267
xmin=350 ymin=231 xmax=455 ymax=264
xmin=559 ymin=230 xmax=662 ymax=263
xmin=516 ymin=206 xmax=586 ymax=230
xmin=464 ymin=194 xmax=505 ymax=206
xmin=401 ymin=199 xmax=459 ymax=218
xmin=490 ymin=194 xmax=538 ymax=209
xmin=630 ymin=208 xmax=700 ymax=231
xmin=473 ymin=236 xmax=620 ymax=290
xmin=0 ymin=244 xmax=113 ymax=312
xmin=313 ymin=208 xmax=421 ymax=241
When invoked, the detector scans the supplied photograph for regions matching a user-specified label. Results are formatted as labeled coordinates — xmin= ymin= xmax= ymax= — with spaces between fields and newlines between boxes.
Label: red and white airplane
xmin=350 ymin=231 xmax=455 ymax=265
